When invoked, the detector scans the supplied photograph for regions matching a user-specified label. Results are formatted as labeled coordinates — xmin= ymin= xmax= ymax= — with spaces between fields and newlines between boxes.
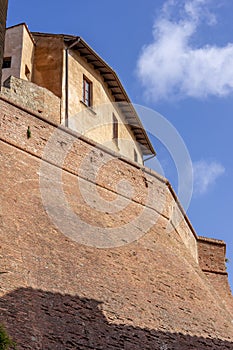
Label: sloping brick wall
xmin=0 ymin=97 xmax=232 ymax=349
xmin=0 ymin=96 xmax=198 ymax=261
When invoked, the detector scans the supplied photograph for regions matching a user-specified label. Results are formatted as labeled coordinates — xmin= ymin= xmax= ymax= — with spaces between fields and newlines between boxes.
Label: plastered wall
xmin=2 ymin=24 xmax=23 ymax=83
xmin=20 ymin=24 xmax=35 ymax=80
xmin=62 ymin=50 xmax=143 ymax=163
xmin=2 ymin=24 xmax=34 ymax=84
xmin=32 ymin=33 xmax=64 ymax=99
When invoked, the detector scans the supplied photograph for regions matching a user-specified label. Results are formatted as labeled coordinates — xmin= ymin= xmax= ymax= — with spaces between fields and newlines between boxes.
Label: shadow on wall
xmin=0 ymin=287 xmax=232 ymax=350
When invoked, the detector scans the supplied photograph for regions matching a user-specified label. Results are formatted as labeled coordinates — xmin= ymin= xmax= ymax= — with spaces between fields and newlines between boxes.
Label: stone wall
xmin=0 ymin=96 xmax=232 ymax=349
xmin=1 ymin=75 xmax=61 ymax=124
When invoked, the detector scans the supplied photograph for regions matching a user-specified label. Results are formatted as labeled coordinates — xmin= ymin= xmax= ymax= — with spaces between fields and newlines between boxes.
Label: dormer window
xmin=83 ymin=75 xmax=92 ymax=107
xmin=2 ymin=57 xmax=11 ymax=69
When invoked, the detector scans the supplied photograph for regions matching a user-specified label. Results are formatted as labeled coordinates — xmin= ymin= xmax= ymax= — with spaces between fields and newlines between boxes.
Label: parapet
xmin=1 ymin=75 xmax=61 ymax=124
xmin=198 ymin=236 xmax=227 ymax=274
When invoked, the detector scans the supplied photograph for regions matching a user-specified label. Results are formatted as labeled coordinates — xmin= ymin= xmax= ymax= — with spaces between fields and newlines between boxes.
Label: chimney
xmin=0 ymin=0 xmax=8 ymax=89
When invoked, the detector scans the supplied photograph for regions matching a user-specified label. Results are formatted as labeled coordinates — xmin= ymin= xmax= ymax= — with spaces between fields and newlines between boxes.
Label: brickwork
xmin=197 ymin=236 xmax=233 ymax=317
xmin=198 ymin=236 xmax=226 ymax=273
xmin=0 ymin=288 xmax=232 ymax=350
xmin=0 ymin=0 xmax=8 ymax=86
xmin=0 ymin=97 xmax=233 ymax=349
xmin=0 ymin=96 xmax=198 ymax=260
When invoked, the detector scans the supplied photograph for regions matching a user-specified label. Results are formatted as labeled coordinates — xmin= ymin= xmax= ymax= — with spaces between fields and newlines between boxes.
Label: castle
xmin=0 ymin=19 xmax=233 ymax=350
xmin=1 ymin=23 xmax=155 ymax=165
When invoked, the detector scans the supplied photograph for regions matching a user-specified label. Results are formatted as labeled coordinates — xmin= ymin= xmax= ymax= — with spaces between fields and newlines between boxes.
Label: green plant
xmin=27 ymin=126 xmax=31 ymax=139
xmin=0 ymin=325 xmax=16 ymax=350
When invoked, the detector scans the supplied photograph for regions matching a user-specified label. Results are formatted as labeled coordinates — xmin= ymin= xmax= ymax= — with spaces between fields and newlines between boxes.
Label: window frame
xmin=82 ymin=75 xmax=93 ymax=107
xmin=112 ymin=113 xmax=118 ymax=147
xmin=25 ymin=65 xmax=30 ymax=80
xmin=2 ymin=57 xmax=11 ymax=69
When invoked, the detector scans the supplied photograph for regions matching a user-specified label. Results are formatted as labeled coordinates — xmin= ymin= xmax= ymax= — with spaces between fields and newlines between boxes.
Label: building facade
xmin=0 ymin=0 xmax=8 ymax=86
xmin=1 ymin=23 xmax=155 ymax=164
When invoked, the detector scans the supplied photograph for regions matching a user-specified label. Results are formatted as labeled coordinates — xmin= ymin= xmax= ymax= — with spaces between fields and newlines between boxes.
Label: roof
xmin=32 ymin=32 xmax=155 ymax=156
xmin=6 ymin=23 xmax=36 ymax=45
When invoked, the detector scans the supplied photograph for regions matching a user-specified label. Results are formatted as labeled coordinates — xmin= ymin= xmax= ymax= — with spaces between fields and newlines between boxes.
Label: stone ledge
xmin=198 ymin=236 xmax=226 ymax=246
xmin=202 ymin=269 xmax=228 ymax=275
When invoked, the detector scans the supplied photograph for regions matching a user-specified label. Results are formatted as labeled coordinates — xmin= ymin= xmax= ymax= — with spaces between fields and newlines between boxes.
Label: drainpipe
xmin=65 ymin=37 xmax=80 ymax=127
xmin=143 ymin=153 xmax=156 ymax=166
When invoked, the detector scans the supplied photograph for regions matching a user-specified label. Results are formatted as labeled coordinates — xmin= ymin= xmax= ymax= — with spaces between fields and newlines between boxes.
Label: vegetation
xmin=0 ymin=325 xmax=16 ymax=350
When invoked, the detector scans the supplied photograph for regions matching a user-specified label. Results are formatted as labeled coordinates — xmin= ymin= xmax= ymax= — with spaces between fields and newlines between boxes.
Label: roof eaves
xmin=65 ymin=37 xmax=155 ymax=156
xmin=28 ymin=31 xmax=155 ymax=155
xmin=32 ymin=31 xmax=66 ymax=39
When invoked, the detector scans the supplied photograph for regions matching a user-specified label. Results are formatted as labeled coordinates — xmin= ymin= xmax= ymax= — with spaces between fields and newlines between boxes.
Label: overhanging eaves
xmin=64 ymin=36 xmax=156 ymax=156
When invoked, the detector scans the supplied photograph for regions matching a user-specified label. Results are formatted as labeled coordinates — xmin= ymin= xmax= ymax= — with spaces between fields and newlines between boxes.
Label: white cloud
xmin=192 ymin=160 xmax=225 ymax=196
xmin=137 ymin=0 xmax=233 ymax=101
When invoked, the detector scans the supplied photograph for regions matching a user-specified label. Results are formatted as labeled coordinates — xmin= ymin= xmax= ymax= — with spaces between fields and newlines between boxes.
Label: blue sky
xmin=6 ymin=0 xmax=233 ymax=289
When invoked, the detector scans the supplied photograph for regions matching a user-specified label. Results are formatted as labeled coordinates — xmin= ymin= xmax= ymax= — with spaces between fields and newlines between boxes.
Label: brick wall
xmin=197 ymin=236 xmax=233 ymax=316
xmin=0 ymin=0 xmax=8 ymax=87
xmin=198 ymin=236 xmax=226 ymax=273
xmin=0 ymin=95 xmax=198 ymax=260
xmin=0 ymin=97 xmax=233 ymax=349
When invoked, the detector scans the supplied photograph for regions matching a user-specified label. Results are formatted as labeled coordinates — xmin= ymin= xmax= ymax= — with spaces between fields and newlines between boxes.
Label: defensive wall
xmin=0 ymin=95 xmax=232 ymax=349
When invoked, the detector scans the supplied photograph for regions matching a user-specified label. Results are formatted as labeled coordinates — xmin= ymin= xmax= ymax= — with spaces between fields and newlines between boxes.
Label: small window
xmin=2 ymin=57 xmax=11 ymax=69
xmin=134 ymin=149 xmax=138 ymax=163
xmin=83 ymin=75 xmax=92 ymax=107
xmin=25 ymin=65 xmax=30 ymax=79
xmin=113 ymin=114 xmax=118 ymax=146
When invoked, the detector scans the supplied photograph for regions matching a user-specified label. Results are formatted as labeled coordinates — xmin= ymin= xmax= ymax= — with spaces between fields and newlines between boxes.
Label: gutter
xmin=143 ymin=153 xmax=156 ymax=165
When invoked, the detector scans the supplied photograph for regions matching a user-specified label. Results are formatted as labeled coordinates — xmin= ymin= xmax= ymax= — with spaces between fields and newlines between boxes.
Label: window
xmin=25 ymin=65 xmax=30 ymax=79
xmin=83 ymin=76 xmax=92 ymax=107
xmin=2 ymin=57 xmax=11 ymax=69
xmin=113 ymin=114 xmax=118 ymax=146
xmin=134 ymin=149 xmax=138 ymax=163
